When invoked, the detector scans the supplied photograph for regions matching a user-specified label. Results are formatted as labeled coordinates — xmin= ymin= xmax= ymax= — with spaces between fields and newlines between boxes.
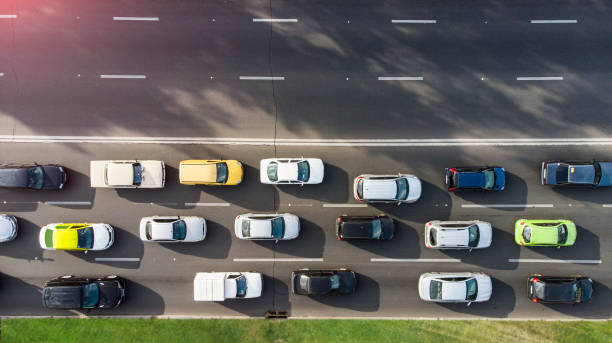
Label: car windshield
xmin=572 ymin=282 xmax=582 ymax=303
xmin=594 ymin=163 xmax=602 ymax=185
xmin=430 ymin=280 xmax=442 ymax=300
xmin=395 ymin=178 xmax=408 ymax=200
xmin=77 ymin=227 xmax=94 ymax=249
xmin=267 ymin=162 xmax=278 ymax=182
xmin=329 ymin=274 xmax=340 ymax=290
xmin=297 ymin=161 xmax=310 ymax=182
xmin=429 ymin=228 xmax=437 ymax=246
xmin=466 ymin=278 xmax=478 ymax=301
xmin=172 ymin=220 xmax=187 ymax=240
xmin=235 ymin=275 xmax=247 ymax=298
xmin=483 ymin=170 xmax=495 ymax=189
xmin=371 ymin=219 xmax=382 ymax=239
xmin=468 ymin=224 xmax=480 ymax=247
xmin=522 ymin=226 xmax=531 ymax=243
xmin=271 ymin=217 xmax=284 ymax=239
xmin=27 ymin=166 xmax=44 ymax=189
xmin=241 ymin=220 xmax=250 ymax=237
xmin=81 ymin=283 xmax=99 ymax=308
xmin=557 ymin=224 xmax=568 ymax=244
xmin=133 ymin=163 xmax=143 ymax=186
xmin=216 ymin=162 xmax=228 ymax=183
xmin=556 ymin=165 xmax=569 ymax=184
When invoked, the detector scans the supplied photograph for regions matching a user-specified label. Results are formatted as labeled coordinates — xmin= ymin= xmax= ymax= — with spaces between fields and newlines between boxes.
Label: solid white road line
xmin=461 ymin=204 xmax=553 ymax=208
xmin=95 ymin=257 xmax=141 ymax=262
xmin=322 ymin=204 xmax=367 ymax=208
xmin=602 ymin=204 xmax=612 ymax=208
xmin=239 ymin=76 xmax=285 ymax=80
xmin=0 ymin=15 xmax=18 ymax=19
xmin=44 ymin=201 xmax=92 ymax=206
xmin=184 ymin=202 xmax=230 ymax=207
xmin=516 ymin=76 xmax=563 ymax=81
xmin=233 ymin=258 xmax=324 ymax=262
xmin=530 ymin=20 xmax=577 ymax=24
xmin=371 ymin=258 xmax=461 ymax=262
xmin=378 ymin=76 xmax=423 ymax=81
xmin=100 ymin=75 xmax=146 ymax=79
xmin=253 ymin=18 xmax=298 ymax=23
xmin=113 ymin=17 xmax=159 ymax=21
xmin=508 ymin=259 xmax=601 ymax=264
xmin=0 ymin=73 xmax=4 ymax=77
xmin=391 ymin=19 xmax=436 ymax=24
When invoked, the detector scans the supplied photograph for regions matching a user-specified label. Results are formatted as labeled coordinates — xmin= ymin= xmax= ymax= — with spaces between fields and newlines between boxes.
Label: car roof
xmin=106 ymin=163 xmax=134 ymax=186
xmin=362 ymin=179 xmax=397 ymax=199
xmin=456 ymin=171 xmax=484 ymax=188
xmin=307 ymin=275 xmax=332 ymax=294
xmin=248 ymin=219 xmax=272 ymax=238
xmin=180 ymin=162 xmax=217 ymax=183
xmin=567 ymin=164 xmax=595 ymax=183
xmin=44 ymin=285 xmax=82 ymax=308
xmin=529 ymin=225 xmax=559 ymax=243
xmin=541 ymin=282 xmax=576 ymax=302
xmin=0 ymin=168 xmax=28 ymax=187
xmin=441 ymin=281 xmax=467 ymax=301
xmin=340 ymin=221 xmax=373 ymax=238
xmin=435 ymin=229 xmax=469 ymax=246
xmin=277 ymin=162 xmax=298 ymax=181
xmin=149 ymin=222 xmax=174 ymax=240
xmin=52 ymin=229 xmax=78 ymax=249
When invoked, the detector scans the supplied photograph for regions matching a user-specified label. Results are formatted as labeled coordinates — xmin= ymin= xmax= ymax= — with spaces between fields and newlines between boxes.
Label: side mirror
xmin=466 ymin=302 xmax=472 ymax=307
xmin=557 ymin=246 xmax=561 ymax=249
xmin=397 ymin=202 xmax=401 ymax=206
xmin=468 ymin=248 xmax=473 ymax=252
xmin=275 ymin=239 xmax=279 ymax=244
xmin=300 ymin=182 xmax=304 ymax=187
xmin=84 ymin=250 xmax=88 ymax=254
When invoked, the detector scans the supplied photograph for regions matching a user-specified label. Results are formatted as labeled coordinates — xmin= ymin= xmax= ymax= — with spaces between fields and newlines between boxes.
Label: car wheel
xmin=60 ymin=275 xmax=73 ymax=279
xmin=107 ymin=275 xmax=118 ymax=279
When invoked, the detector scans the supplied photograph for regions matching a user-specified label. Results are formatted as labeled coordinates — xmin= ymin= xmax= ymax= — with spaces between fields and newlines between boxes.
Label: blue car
xmin=541 ymin=161 xmax=612 ymax=187
xmin=444 ymin=166 xmax=505 ymax=191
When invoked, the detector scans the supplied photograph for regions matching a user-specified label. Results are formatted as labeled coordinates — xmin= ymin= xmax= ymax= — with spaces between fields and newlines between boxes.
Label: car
xmin=541 ymin=161 xmax=612 ymax=187
xmin=336 ymin=215 xmax=394 ymax=240
xmin=292 ymin=268 xmax=356 ymax=295
xmin=353 ymin=174 xmax=422 ymax=204
xmin=424 ymin=220 xmax=492 ymax=250
xmin=514 ymin=219 xmax=576 ymax=247
xmin=260 ymin=158 xmax=324 ymax=185
xmin=193 ymin=272 xmax=263 ymax=301
xmin=90 ymin=160 xmax=165 ymax=188
xmin=234 ymin=213 xmax=300 ymax=241
xmin=444 ymin=166 xmax=505 ymax=191
xmin=527 ymin=275 xmax=593 ymax=304
xmin=42 ymin=275 xmax=125 ymax=309
xmin=39 ymin=223 xmax=114 ymax=251
xmin=179 ymin=159 xmax=243 ymax=185
xmin=0 ymin=164 xmax=67 ymax=190
xmin=0 ymin=214 xmax=18 ymax=242
xmin=139 ymin=216 xmax=206 ymax=243
xmin=418 ymin=272 xmax=492 ymax=304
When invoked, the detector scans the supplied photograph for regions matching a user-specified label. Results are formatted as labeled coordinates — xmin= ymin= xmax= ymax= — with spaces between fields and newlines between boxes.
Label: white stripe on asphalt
xmin=233 ymin=258 xmax=324 ymax=262
xmin=100 ymin=75 xmax=146 ymax=79
xmin=44 ymin=201 xmax=92 ymax=206
xmin=95 ymin=258 xmax=141 ymax=262
xmin=239 ymin=76 xmax=285 ymax=80
xmin=322 ymin=204 xmax=367 ymax=208
xmin=252 ymin=18 xmax=298 ymax=23
xmin=391 ymin=19 xmax=436 ymax=24
xmin=0 ymin=72 xmax=4 ymax=77
xmin=378 ymin=77 xmax=423 ymax=81
xmin=602 ymin=204 xmax=612 ymax=207
xmin=113 ymin=17 xmax=159 ymax=21
xmin=184 ymin=202 xmax=230 ymax=207
xmin=0 ymin=15 xmax=18 ymax=19
xmin=284 ymin=203 xmax=314 ymax=207
xmin=461 ymin=204 xmax=553 ymax=208
xmin=517 ymin=76 xmax=563 ymax=81
xmin=371 ymin=258 xmax=461 ymax=262
xmin=509 ymin=259 xmax=601 ymax=264
xmin=530 ymin=20 xmax=577 ymax=24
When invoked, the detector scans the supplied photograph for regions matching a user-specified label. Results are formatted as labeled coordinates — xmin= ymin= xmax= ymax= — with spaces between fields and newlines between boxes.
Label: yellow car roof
xmin=180 ymin=161 xmax=218 ymax=183
xmin=51 ymin=224 xmax=88 ymax=249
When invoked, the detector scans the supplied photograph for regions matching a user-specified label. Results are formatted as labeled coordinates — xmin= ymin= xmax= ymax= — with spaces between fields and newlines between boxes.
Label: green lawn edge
xmin=2 ymin=318 xmax=611 ymax=343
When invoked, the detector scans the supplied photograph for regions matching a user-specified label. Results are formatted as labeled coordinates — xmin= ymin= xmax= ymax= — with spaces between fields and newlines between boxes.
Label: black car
xmin=527 ymin=275 xmax=592 ymax=304
xmin=0 ymin=164 xmax=67 ymax=190
xmin=42 ymin=275 xmax=125 ymax=309
xmin=444 ymin=166 xmax=505 ymax=191
xmin=292 ymin=269 xmax=356 ymax=295
xmin=541 ymin=161 xmax=612 ymax=187
xmin=336 ymin=215 xmax=394 ymax=240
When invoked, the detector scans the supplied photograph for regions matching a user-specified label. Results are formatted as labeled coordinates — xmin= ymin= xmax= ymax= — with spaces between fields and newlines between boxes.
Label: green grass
xmin=2 ymin=318 xmax=611 ymax=343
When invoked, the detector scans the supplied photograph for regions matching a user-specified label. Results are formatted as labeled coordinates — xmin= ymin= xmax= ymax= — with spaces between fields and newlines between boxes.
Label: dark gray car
xmin=0 ymin=165 xmax=67 ymax=190
xmin=291 ymin=268 xmax=356 ymax=295
xmin=42 ymin=275 xmax=125 ymax=310
xmin=541 ymin=161 xmax=612 ymax=187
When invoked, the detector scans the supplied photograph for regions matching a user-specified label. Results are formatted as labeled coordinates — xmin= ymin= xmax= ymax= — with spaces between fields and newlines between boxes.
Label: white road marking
xmin=516 ymin=76 xmax=563 ymax=81
xmin=530 ymin=20 xmax=577 ymax=24
xmin=0 ymin=73 xmax=4 ymax=77
xmin=44 ymin=201 xmax=92 ymax=206
xmin=95 ymin=257 xmax=141 ymax=262
xmin=239 ymin=76 xmax=285 ymax=80
xmin=233 ymin=258 xmax=324 ymax=262
xmin=253 ymin=18 xmax=298 ymax=23
xmin=283 ymin=203 xmax=314 ymax=207
xmin=391 ymin=19 xmax=436 ymax=24
xmin=184 ymin=202 xmax=230 ymax=207
xmin=461 ymin=204 xmax=553 ymax=208
xmin=508 ymin=259 xmax=601 ymax=264
xmin=371 ymin=258 xmax=461 ymax=263
xmin=378 ymin=76 xmax=423 ymax=81
xmin=322 ymin=203 xmax=367 ymax=208
xmin=100 ymin=75 xmax=146 ymax=79
xmin=602 ymin=204 xmax=612 ymax=208
xmin=113 ymin=17 xmax=159 ymax=21
xmin=0 ymin=15 xmax=18 ymax=19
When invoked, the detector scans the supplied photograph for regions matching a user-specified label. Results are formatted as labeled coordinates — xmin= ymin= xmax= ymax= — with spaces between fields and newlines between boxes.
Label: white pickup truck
xmin=90 ymin=160 xmax=165 ymax=188
xmin=193 ymin=272 xmax=263 ymax=301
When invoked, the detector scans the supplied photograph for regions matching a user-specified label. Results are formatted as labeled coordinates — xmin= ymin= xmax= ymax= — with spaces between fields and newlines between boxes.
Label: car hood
xmin=305 ymin=158 xmax=324 ymax=184
xmin=139 ymin=161 xmax=165 ymax=187
xmin=92 ymin=224 xmax=113 ymax=250
xmin=244 ymin=272 xmax=263 ymax=298
xmin=184 ymin=217 xmax=206 ymax=242
xmin=493 ymin=168 xmax=506 ymax=190
xmin=406 ymin=176 xmax=422 ymax=201
xmin=475 ymin=275 xmax=493 ymax=302
xmin=283 ymin=215 xmax=300 ymax=239
xmin=0 ymin=217 xmax=17 ymax=241
xmin=41 ymin=166 xmax=65 ymax=190
xmin=544 ymin=162 xmax=560 ymax=184
xmin=568 ymin=165 xmax=595 ymax=184
xmin=43 ymin=286 xmax=82 ymax=309
xmin=97 ymin=281 xmax=123 ymax=308
xmin=476 ymin=222 xmax=493 ymax=248
xmin=597 ymin=162 xmax=612 ymax=186
xmin=0 ymin=168 xmax=27 ymax=187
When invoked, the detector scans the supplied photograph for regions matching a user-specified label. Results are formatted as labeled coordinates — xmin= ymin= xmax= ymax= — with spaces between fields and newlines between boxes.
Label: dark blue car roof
xmin=457 ymin=172 xmax=484 ymax=188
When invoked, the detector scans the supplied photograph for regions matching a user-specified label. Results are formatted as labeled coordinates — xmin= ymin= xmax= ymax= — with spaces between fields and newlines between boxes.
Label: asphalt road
xmin=0 ymin=0 xmax=611 ymax=319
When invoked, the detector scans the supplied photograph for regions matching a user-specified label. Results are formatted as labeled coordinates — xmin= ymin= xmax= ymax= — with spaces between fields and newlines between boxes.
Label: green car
xmin=514 ymin=219 xmax=577 ymax=247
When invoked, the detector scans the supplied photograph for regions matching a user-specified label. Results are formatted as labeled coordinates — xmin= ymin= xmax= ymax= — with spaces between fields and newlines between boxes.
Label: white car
xmin=418 ymin=272 xmax=492 ymax=304
xmin=139 ymin=216 xmax=206 ymax=243
xmin=353 ymin=174 xmax=422 ymax=204
xmin=424 ymin=220 xmax=492 ymax=250
xmin=260 ymin=158 xmax=324 ymax=185
xmin=0 ymin=214 xmax=18 ymax=242
xmin=194 ymin=272 xmax=263 ymax=301
xmin=38 ymin=223 xmax=114 ymax=251
xmin=90 ymin=160 xmax=165 ymax=188
xmin=234 ymin=213 xmax=300 ymax=240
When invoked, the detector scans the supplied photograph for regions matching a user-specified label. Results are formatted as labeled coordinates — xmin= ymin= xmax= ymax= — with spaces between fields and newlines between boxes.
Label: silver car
xmin=353 ymin=174 xmax=422 ymax=204
xmin=418 ymin=272 xmax=492 ymax=305
xmin=424 ymin=220 xmax=492 ymax=250
xmin=0 ymin=214 xmax=18 ymax=242
xmin=234 ymin=213 xmax=300 ymax=241
xmin=139 ymin=216 xmax=206 ymax=243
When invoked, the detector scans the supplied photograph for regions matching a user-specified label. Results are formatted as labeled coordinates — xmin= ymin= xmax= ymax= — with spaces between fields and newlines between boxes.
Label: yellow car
xmin=179 ymin=160 xmax=243 ymax=185
xmin=39 ymin=223 xmax=114 ymax=251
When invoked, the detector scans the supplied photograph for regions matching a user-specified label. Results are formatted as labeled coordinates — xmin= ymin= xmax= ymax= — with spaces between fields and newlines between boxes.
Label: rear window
xmin=466 ymin=278 xmax=478 ymax=301
xmin=430 ymin=280 xmax=442 ymax=300
xmin=395 ymin=178 xmax=408 ymax=200
xmin=522 ymin=226 xmax=531 ymax=243
xmin=297 ymin=161 xmax=309 ymax=182
xmin=483 ymin=170 xmax=495 ymax=189
xmin=242 ymin=221 xmax=251 ymax=237
xmin=357 ymin=179 xmax=364 ymax=199
xmin=133 ymin=163 xmax=143 ymax=186
xmin=267 ymin=162 xmax=278 ymax=182
xmin=556 ymin=165 xmax=569 ymax=184
xmin=216 ymin=163 xmax=228 ymax=183
xmin=557 ymin=224 xmax=568 ymax=244
xmin=429 ymin=228 xmax=437 ymax=246
xmin=468 ymin=224 xmax=480 ymax=247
